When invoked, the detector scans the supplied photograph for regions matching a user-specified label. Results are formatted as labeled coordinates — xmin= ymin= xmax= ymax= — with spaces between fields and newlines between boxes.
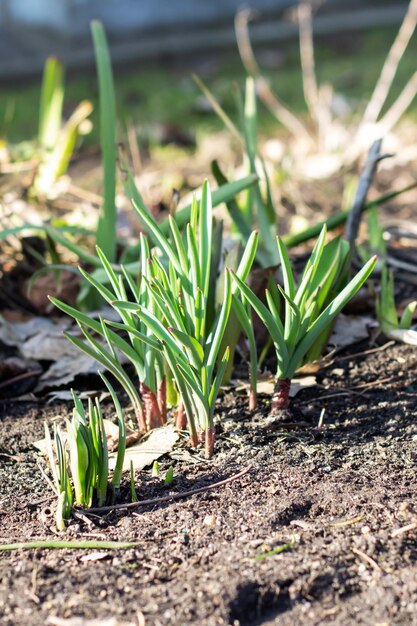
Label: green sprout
xmin=130 ymin=461 xmax=138 ymax=503
xmin=152 ymin=461 xmax=160 ymax=478
xmin=376 ymin=267 xmax=417 ymax=333
xmin=50 ymin=233 xmax=168 ymax=432
xmin=44 ymin=422 xmax=73 ymax=531
xmin=44 ymin=379 xmax=126 ymax=528
xmin=232 ymin=226 xmax=377 ymax=412
xmin=164 ymin=466 xmax=175 ymax=485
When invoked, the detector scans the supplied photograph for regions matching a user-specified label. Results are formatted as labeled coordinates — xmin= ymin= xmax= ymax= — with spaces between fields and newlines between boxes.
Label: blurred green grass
xmin=1 ymin=25 xmax=416 ymax=147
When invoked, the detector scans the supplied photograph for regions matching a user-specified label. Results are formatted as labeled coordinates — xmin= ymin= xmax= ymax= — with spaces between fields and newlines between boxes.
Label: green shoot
xmin=152 ymin=461 xmax=160 ymax=478
xmin=91 ymin=20 xmax=117 ymax=263
xmin=44 ymin=390 xmax=126 ymax=528
xmin=130 ymin=461 xmax=138 ymax=503
xmin=376 ymin=267 xmax=417 ymax=333
xmin=38 ymin=57 xmax=64 ymax=150
xmin=164 ymin=466 xmax=175 ymax=485
xmin=44 ymin=422 xmax=73 ymax=531
xmin=232 ymin=226 xmax=377 ymax=413
xmin=50 ymin=236 xmax=167 ymax=432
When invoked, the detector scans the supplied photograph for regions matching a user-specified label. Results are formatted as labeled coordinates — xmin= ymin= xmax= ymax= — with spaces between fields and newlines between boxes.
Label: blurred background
xmin=1 ymin=0 xmax=411 ymax=76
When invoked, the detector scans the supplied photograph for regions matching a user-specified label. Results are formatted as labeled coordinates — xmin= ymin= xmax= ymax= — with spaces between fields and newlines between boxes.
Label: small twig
xmin=345 ymin=139 xmax=387 ymax=247
xmin=0 ymin=369 xmax=42 ymax=390
xmin=79 ymin=466 xmax=251 ymax=515
xmin=350 ymin=376 xmax=393 ymax=390
xmin=392 ymin=521 xmax=417 ymax=537
xmin=127 ymin=120 xmax=142 ymax=177
xmin=335 ymin=340 xmax=395 ymax=362
xmin=352 ymin=547 xmax=383 ymax=573
xmin=329 ymin=515 xmax=363 ymax=528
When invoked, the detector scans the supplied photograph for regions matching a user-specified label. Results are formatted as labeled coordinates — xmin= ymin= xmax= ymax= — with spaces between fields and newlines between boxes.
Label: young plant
xmin=50 ymin=235 xmax=167 ymax=431
xmin=376 ymin=267 xmax=417 ymax=333
xmin=66 ymin=391 xmax=109 ymax=508
xmin=44 ymin=423 xmax=73 ymax=531
xmin=232 ymin=226 xmax=377 ymax=413
xmin=32 ymin=56 xmax=92 ymax=199
xmin=45 ymin=378 xmax=126 ymax=529
xmin=110 ymin=181 xmax=258 ymax=456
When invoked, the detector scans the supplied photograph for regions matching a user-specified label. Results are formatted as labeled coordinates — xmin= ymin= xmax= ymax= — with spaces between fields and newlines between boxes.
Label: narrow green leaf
xmin=91 ymin=21 xmax=117 ymax=262
xmin=168 ymin=326 xmax=204 ymax=367
xmin=231 ymin=270 xmax=289 ymax=367
xmin=99 ymin=372 xmax=126 ymax=491
xmin=199 ymin=180 xmax=213 ymax=300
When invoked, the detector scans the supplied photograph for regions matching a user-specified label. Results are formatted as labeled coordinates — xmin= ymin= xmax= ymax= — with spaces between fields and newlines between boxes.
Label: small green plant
xmin=130 ymin=461 xmax=138 ymax=502
xmin=44 ymin=422 xmax=73 ymax=531
xmin=32 ymin=56 xmax=93 ymax=199
xmin=360 ymin=206 xmax=416 ymax=337
xmin=44 ymin=375 xmax=126 ymax=529
xmin=152 ymin=460 xmax=160 ymax=478
xmin=50 ymin=233 xmax=168 ymax=431
xmin=110 ymin=181 xmax=257 ymax=456
xmin=52 ymin=178 xmax=256 ymax=456
xmin=376 ymin=267 xmax=417 ymax=333
xmin=164 ymin=466 xmax=175 ymax=485
xmin=232 ymin=226 xmax=377 ymax=413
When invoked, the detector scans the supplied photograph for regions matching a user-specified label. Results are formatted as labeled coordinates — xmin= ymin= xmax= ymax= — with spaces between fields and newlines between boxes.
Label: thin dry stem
xmin=127 ymin=121 xmax=142 ymax=177
xmin=362 ymin=0 xmax=417 ymax=125
xmin=378 ymin=70 xmax=417 ymax=133
xmin=234 ymin=9 xmax=313 ymax=145
xmin=298 ymin=2 xmax=320 ymax=124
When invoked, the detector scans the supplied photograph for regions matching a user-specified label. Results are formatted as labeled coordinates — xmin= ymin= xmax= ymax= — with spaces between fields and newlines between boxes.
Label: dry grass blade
xmin=379 ymin=70 xmax=417 ymax=133
xmin=234 ymin=8 xmax=312 ymax=144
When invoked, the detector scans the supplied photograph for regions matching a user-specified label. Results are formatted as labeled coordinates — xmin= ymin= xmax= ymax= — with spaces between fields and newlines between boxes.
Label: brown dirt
xmin=0 ymin=340 xmax=417 ymax=626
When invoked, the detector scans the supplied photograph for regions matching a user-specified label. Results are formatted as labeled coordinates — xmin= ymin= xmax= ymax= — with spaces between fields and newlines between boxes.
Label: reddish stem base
xmin=157 ymin=379 xmax=167 ymax=423
xmin=270 ymin=378 xmax=291 ymax=414
xmin=249 ymin=389 xmax=257 ymax=412
xmin=175 ymin=402 xmax=187 ymax=430
xmin=140 ymin=383 xmax=164 ymax=430
xmin=205 ymin=428 xmax=215 ymax=458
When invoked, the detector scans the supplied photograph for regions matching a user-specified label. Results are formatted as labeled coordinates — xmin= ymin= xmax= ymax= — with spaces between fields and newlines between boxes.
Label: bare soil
xmin=1 ymin=339 xmax=417 ymax=626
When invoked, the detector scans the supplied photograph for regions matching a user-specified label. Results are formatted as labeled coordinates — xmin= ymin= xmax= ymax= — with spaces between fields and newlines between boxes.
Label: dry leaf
xmin=247 ymin=375 xmax=316 ymax=397
xmin=79 ymin=551 xmax=109 ymax=563
xmin=329 ymin=314 xmax=371 ymax=348
xmin=35 ymin=424 xmax=179 ymax=473
xmin=384 ymin=328 xmax=417 ymax=345
xmin=110 ymin=425 xmax=178 ymax=472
